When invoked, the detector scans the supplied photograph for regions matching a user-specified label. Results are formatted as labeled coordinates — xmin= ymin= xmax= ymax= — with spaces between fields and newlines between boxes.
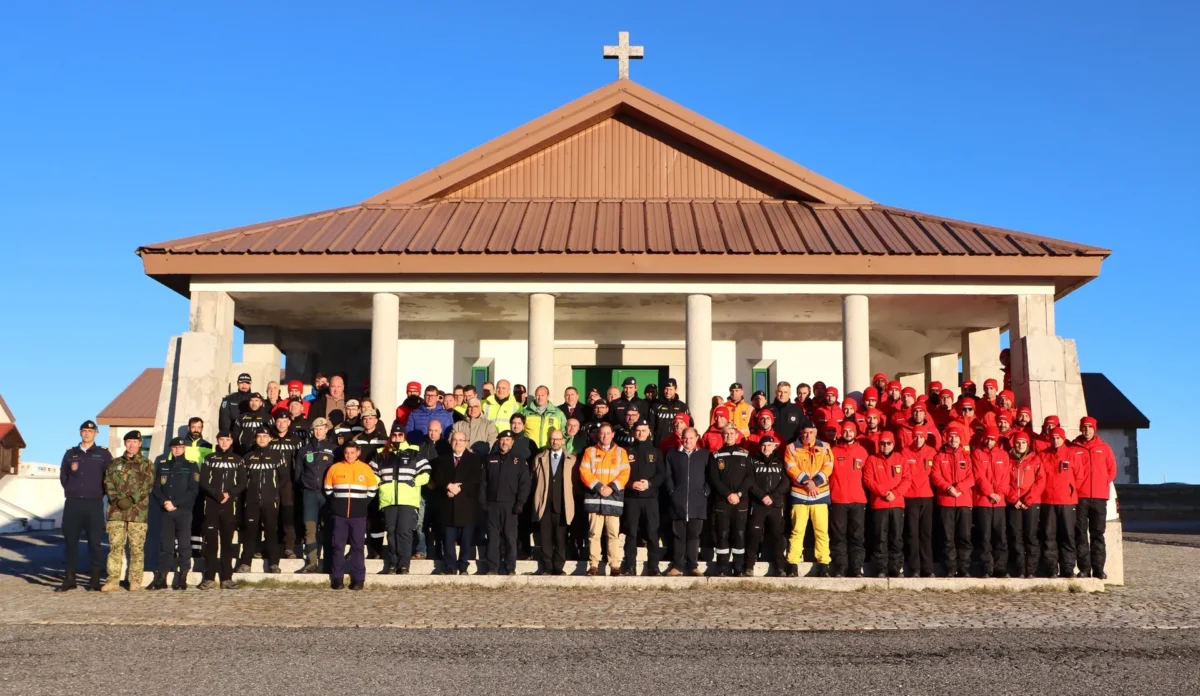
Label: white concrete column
xmin=924 ymin=352 xmax=960 ymax=391
xmin=842 ymin=295 xmax=870 ymax=399
xmin=371 ymin=293 xmax=400 ymax=422
xmin=242 ymin=326 xmax=283 ymax=391
xmin=527 ymin=293 xmax=555 ymax=394
xmin=686 ymin=294 xmax=713 ymax=409
xmin=961 ymin=327 xmax=1003 ymax=386
xmin=188 ymin=290 xmax=235 ymax=380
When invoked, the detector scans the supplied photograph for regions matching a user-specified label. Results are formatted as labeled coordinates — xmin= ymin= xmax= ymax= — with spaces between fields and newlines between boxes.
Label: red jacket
xmin=864 ymin=452 xmax=911 ymax=510
xmin=1074 ymin=436 xmax=1117 ymax=500
xmin=700 ymin=426 xmax=726 ymax=453
xmin=860 ymin=430 xmax=885 ymax=455
xmin=745 ymin=429 xmax=779 ymax=457
xmin=1006 ymin=450 xmax=1045 ymax=506
xmin=971 ymin=446 xmax=1011 ymax=508
xmin=829 ymin=442 xmax=869 ymax=504
xmin=813 ymin=404 xmax=842 ymax=431
xmin=900 ymin=444 xmax=937 ymax=498
xmin=931 ymin=446 xmax=975 ymax=508
xmin=1039 ymin=445 xmax=1088 ymax=505
xmin=659 ymin=434 xmax=682 ymax=455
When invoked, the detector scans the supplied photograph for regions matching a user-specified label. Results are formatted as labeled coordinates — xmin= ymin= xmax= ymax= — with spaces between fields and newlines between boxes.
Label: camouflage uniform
xmin=102 ymin=453 xmax=155 ymax=589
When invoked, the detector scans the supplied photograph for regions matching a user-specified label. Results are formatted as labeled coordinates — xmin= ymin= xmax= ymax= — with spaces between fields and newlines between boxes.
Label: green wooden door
xmin=571 ymin=366 xmax=668 ymax=399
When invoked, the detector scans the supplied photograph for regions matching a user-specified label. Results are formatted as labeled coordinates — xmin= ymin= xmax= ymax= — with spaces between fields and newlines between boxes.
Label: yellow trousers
xmin=786 ymin=504 xmax=830 ymax=565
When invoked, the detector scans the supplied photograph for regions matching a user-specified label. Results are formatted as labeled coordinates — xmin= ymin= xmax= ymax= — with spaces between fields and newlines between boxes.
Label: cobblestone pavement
xmin=0 ymin=536 xmax=1197 ymax=630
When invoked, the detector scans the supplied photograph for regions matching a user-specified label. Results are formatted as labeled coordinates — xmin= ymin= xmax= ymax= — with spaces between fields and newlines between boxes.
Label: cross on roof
xmin=603 ymin=31 xmax=644 ymax=80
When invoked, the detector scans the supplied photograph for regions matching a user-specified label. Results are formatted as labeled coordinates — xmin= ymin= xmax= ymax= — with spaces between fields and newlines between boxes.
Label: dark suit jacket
xmin=430 ymin=450 xmax=484 ymax=528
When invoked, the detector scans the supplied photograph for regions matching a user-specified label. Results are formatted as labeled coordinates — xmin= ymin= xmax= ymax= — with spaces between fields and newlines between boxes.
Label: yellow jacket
xmin=784 ymin=442 xmax=833 ymax=504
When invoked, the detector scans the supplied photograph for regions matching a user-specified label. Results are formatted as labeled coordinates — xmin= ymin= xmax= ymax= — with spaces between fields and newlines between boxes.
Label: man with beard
xmin=232 ymin=392 xmax=273 ymax=455
xmin=394 ymin=381 xmax=423 ymax=431
xmin=182 ymin=417 xmax=213 ymax=565
xmin=219 ymin=373 xmax=254 ymax=433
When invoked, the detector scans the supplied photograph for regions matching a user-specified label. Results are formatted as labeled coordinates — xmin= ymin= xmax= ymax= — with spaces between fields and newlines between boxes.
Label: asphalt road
xmin=1 ymin=625 xmax=1197 ymax=695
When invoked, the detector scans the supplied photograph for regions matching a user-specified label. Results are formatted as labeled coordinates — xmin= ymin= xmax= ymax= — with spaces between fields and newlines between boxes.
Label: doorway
xmin=571 ymin=366 xmax=669 ymax=399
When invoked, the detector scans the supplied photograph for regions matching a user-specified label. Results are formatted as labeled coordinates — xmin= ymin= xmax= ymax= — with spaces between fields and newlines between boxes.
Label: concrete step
xmin=190 ymin=557 xmax=801 ymax=577
xmin=135 ymin=570 xmax=1105 ymax=593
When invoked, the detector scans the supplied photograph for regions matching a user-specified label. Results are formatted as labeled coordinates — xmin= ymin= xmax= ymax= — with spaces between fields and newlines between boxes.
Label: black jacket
xmin=334 ymin=415 xmax=364 ymax=449
xmin=295 ymin=435 xmax=338 ymax=492
xmin=242 ymin=446 xmax=283 ymax=506
xmin=484 ymin=450 xmax=532 ymax=509
xmin=492 ymin=434 xmax=537 ymax=467
xmin=626 ymin=440 xmax=665 ymax=499
xmin=232 ymin=407 xmax=273 ymax=455
xmin=710 ymin=445 xmax=753 ymax=510
xmin=152 ymin=454 xmax=199 ymax=511
xmin=610 ymin=396 xmax=647 ymax=427
xmin=664 ymin=447 xmax=711 ymax=521
xmin=200 ymin=448 xmax=246 ymax=502
xmin=613 ymin=425 xmax=637 ymax=451
xmin=351 ymin=423 xmax=389 ymax=464
xmin=748 ymin=450 xmax=789 ymax=509
xmin=558 ymin=401 xmax=591 ymax=426
xmin=219 ymin=390 xmax=252 ymax=433
xmin=767 ymin=400 xmax=810 ymax=444
xmin=430 ymin=450 xmax=484 ymax=528
xmin=651 ymin=396 xmax=689 ymax=445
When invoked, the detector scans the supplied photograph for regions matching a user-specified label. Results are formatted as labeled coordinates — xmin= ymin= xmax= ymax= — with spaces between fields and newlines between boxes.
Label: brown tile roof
xmin=0 ymin=423 xmax=25 ymax=449
xmin=139 ymin=199 xmax=1107 ymax=258
xmin=97 ymin=368 xmax=163 ymax=426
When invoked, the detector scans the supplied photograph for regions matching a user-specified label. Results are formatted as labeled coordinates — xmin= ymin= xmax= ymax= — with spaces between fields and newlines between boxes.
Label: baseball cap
xmin=217 ymin=430 xmax=233 ymax=439
xmin=729 ymin=382 xmax=743 ymax=390
xmin=248 ymin=392 xmax=263 ymax=400
xmin=622 ymin=377 xmax=637 ymax=387
xmin=287 ymin=380 xmax=303 ymax=392
xmin=760 ymin=435 xmax=777 ymax=445
xmin=664 ymin=378 xmax=678 ymax=388
xmin=237 ymin=373 xmax=252 ymax=384
xmin=254 ymin=427 xmax=272 ymax=436
xmin=406 ymin=381 xmax=421 ymax=392
xmin=362 ymin=408 xmax=379 ymax=418
xmin=346 ymin=399 xmax=361 ymax=407
xmin=390 ymin=422 xmax=405 ymax=434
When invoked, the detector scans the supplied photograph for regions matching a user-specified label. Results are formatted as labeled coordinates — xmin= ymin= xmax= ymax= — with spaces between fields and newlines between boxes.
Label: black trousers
xmin=658 ymin=501 xmax=674 ymax=564
xmin=190 ymin=497 xmax=205 ymax=559
xmin=622 ymin=498 xmax=661 ymax=569
xmin=672 ymin=519 xmax=703 ymax=571
xmin=829 ymin=502 xmax=866 ymax=575
xmin=1042 ymin=503 xmax=1077 ymax=575
xmin=158 ymin=509 xmax=192 ymax=576
xmin=382 ymin=505 xmax=418 ymax=571
xmin=972 ymin=506 xmax=1007 ymax=575
xmin=870 ymin=507 xmax=904 ymax=574
xmin=1007 ymin=503 xmax=1041 ymax=576
xmin=240 ymin=498 xmax=280 ymax=567
xmin=202 ymin=500 xmax=238 ymax=582
xmin=745 ymin=505 xmax=785 ymax=572
xmin=486 ymin=503 xmax=519 ymax=573
xmin=939 ymin=506 xmax=972 ymax=574
xmin=62 ymin=498 xmax=105 ymax=575
xmin=711 ymin=504 xmax=749 ymax=568
xmin=366 ymin=497 xmax=385 ymax=557
xmin=279 ymin=477 xmax=296 ymax=556
xmin=1075 ymin=498 xmax=1107 ymax=575
xmin=904 ymin=497 xmax=933 ymax=575
xmin=538 ymin=510 xmax=569 ymax=573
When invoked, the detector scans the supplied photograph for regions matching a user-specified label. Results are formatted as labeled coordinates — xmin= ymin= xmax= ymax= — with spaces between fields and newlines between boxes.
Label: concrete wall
xmin=1101 ymin=428 xmax=1139 ymax=484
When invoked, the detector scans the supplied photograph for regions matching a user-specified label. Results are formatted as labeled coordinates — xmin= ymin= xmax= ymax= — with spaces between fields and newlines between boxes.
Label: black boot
xmin=54 ymin=572 xmax=77 ymax=593
xmin=146 ymin=573 xmax=168 ymax=590
xmin=85 ymin=569 xmax=103 ymax=592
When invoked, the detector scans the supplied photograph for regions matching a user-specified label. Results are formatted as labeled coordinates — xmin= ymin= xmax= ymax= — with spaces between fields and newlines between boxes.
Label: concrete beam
xmin=242 ymin=325 xmax=283 ymax=395
xmin=686 ymin=294 xmax=712 ymax=406
xmin=370 ymin=293 xmax=400 ymax=421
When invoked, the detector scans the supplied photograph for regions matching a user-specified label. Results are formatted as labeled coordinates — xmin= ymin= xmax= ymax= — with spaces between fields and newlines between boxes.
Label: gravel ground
xmin=0 ymin=625 xmax=1197 ymax=695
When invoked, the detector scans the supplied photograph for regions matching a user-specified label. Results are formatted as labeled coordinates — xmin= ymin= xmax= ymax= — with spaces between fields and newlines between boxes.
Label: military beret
xmin=123 ymin=430 xmax=142 ymax=441
xmin=248 ymin=392 xmax=263 ymax=400
xmin=626 ymin=403 xmax=640 ymax=413
xmin=622 ymin=377 xmax=637 ymax=386
xmin=645 ymin=383 xmax=658 ymax=391
xmin=79 ymin=420 xmax=98 ymax=431
xmin=169 ymin=437 xmax=186 ymax=447
xmin=498 ymin=429 xmax=515 ymax=439
xmin=760 ymin=435 xmax=777 ymax=445
xmin=275 ymin=411 xmax=292 ymax=420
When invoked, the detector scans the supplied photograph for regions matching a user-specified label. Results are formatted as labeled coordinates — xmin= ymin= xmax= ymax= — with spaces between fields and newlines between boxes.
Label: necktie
xmin=551 ymin=453 xmax=560 ymax=476
xmin=454 ymin=456 xmax=460 ymax=468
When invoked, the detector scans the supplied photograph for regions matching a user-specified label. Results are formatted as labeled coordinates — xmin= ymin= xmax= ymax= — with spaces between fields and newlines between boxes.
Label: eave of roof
xmin=96 ymin=368 xmax=164 ymax=425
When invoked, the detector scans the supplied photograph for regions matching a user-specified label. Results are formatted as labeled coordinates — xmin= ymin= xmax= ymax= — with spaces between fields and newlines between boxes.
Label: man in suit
xmin=430 ymin=431 xmax=484 ymax=575
xmin=532 ymin=429 xmax=578 ymax=575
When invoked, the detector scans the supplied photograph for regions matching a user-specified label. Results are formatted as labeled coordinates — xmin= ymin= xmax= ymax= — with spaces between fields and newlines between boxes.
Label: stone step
xmin=190 ymin=557 xmax=802 ymax=577
xmin=135 ymin=570 xmax=1105 ymax=593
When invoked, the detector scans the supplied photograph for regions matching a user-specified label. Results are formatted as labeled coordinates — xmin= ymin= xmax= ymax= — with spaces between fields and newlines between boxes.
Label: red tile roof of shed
xmin=97 ymin=368 xmax=163 ymax=426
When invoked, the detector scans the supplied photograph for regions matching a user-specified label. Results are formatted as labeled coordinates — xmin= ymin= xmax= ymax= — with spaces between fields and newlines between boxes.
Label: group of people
xmin=56 ymin=363 xmax=1117 ymax=592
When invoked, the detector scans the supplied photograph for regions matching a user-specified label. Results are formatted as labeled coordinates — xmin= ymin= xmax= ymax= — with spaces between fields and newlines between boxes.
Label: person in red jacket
xmin=971 ymin=427 xmax=1011 ymax=578
xmin=860 ymin=386 xmax=881 ymax=414
xmin=931 ymin=389 xmax=956 ymax=430
xmin=880 ymin=381 xmax=904 ymax=420
xmin=907 ymin=403 xmax=941 ymax=450
xmin=1039 ymin=428 xmax=1088 ymax=578
xmin=863 ymin=432 xmax=910 ymax=578
xmin=828 ymin=422 xmax=869 ymax=577
xmin=841 ymin=398 xmax=867 ymax=436
xmin=902 ymin=426 xmax=938 ymax=577
xmin=1014 ymin=406 xmax=1034 ymax=436
xmin=812 ymin=387 xmax=843 ymax=433
xmin=871 ymin=373 xmax=889 ymax=398
xmin=926 ymin=381 xmax=943 ymax=405
xmin=1034 ymin=415 xmax=1060 ymax=453
xmin=931 ymin=426 xmax=974 ymax=577
xmin=994 ymin=412 xmax=1018 ymax=451
xmin=961 ymin=380 xmax=978 ymax=400
xmin=859 ymin=409 xmax=886 ymax=455
xmin=1074 ymin=416 xmax=1117 ymax=580
xmin=744 ymin=410 xmax=779 ymax=456
xmin=952 ymin=398 xmax=979 ymax=440
xmin=701 ymin=407 xmax=735 ymax=452
xmin=897 ymin=386 xmax=918 ymax=421
xmin=659 ymin=413 xmax=689 ymax=454
xmin=1006 ymin=431 xmax=1045 ymax=578
xmin=978 ymin=378 xmax=1000 ymax=416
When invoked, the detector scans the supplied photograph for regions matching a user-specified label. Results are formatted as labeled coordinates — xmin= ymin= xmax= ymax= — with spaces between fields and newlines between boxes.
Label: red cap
xmin=879 ymin=431 xmax=895 ymax=445
xmin=959 ymin=397 xmax=976 ymax=408
xmin=962 ymin=380 xmax=976 ymax=388
xmin=865 ymin=408 xmax=883 ymax=421
xmin=674 ymin=413 xmax=691 ymax=425
xmin=912 ymin=402 xmax=926 ymax=413
xmin=823 ymin=422 xmax=840 ymax=434
xmin=406 ymin=381 xmax=421 ymax=392
xmin=1080 ymin=416 xmax=1098 ymax=429
xmin=873 ymin=372 xmax=888 ymax=383
xmin=945 ymin=423 xmax=966 ymax=438
xmin=840 ymin=421 xmax=858 ymax=436
xmin=757 ymin=410 xmax=774 ymax=422
xmin=901 ymin=386 xmax=917 ymax=397
xmin=287 ymin=380 xmax=303 ymax=392
xmin=863 ymin=387 xmax=880 ymax=400
xmin=1044 ymin=415 xmax=1060 ymax=427
xmin=984 ymin=426 xmax=1000 ymax=440
xmin=996 ymin=411 xmax=1011 ymax=424
xmin=929 ymin=381 xmax=943 ymax=392
xmin=983 ymin=378 xmax=998 ymax=390
xmin=939 ymin=389 xmax=954 ymax=399
xmin=1013 ymin=431 xmax=1031 ymax=444
xmin=1017 ymin=406 xmax=1033 ymax=418
xmin=826 ymin=386 xmax=840 ymax=399
xmin=887 ymin=380 xmax=902 ymax=391
xmin=1050 ymin=427 xmax=1066 ymax=440
xmin=713 ymin=406 xmax=731 ymax=420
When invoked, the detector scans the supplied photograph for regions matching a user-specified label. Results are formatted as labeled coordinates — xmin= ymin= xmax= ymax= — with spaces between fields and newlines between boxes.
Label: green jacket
xmin=103 ymin=453 xmax=156 ymax=523
xmin=521 ymin=403 xmax=566 ymax=449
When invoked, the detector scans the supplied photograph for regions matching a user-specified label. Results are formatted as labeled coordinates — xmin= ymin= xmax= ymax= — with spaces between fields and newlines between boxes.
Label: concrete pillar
xmin=924 ymin=352 xmax=959 ymax=392
xmin=188 ymin=291 xmax=234 ymax=382
xmin=527 ymin=293 xmax=555 ymax=394
xmin=961 ymin=327 xmax=1003 ymax=386
xmin=242 ymin=326 xmax=283 ymax=392
xmin=371 ymin=293 xmax=400 ymax=422
xmin=686 ymin=294 xmax=713 ymax=408
xmin=1008 ymin=294 xmax=1085 ymax=437
xmin=842 ymin=295 xmax=870 ymax=400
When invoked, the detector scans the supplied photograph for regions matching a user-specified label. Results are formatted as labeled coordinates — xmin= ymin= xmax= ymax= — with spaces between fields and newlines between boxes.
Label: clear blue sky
xmin=1 ymin=2 xmax=1195 ymax=480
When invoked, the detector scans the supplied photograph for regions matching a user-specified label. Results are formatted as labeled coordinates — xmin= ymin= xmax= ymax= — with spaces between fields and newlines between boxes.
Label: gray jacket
xmin=452 ymin=416 xmax=498 ymax=459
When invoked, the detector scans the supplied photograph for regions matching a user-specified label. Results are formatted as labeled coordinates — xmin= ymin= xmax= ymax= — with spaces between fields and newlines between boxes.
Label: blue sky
xmin=1 ymin=2 xmax=1195 ymax=480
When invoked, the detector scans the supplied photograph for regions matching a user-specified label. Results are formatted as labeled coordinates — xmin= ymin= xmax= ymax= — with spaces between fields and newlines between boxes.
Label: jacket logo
xmin=357 ymin=474 xmax=365 ymax=482
xmin=718 ymin=461 xmax=725 ymax=470
xmin=789 ymin=416 xmax=796 ymax=422
xmin=1060 ymin=461 xmax=1069 ymax=472
xmin=959 ymin=460 xmax=967 ymax=470
xmin=160 ymin=475 xmax=167 ymax=484
xmin=853 ymin=459 xmax=862 ymax=470
xmin=892 ymin=465 xmax=902 ymax=475
xmin=71 ymin=462 xmax=79 ymax=471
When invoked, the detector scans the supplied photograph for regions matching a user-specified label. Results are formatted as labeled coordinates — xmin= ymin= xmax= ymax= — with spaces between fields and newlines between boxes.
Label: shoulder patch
xmin=193 ymin=472 xmax=200 ymax=481
xmin=160 ymin=475 xmax=168 ymax=484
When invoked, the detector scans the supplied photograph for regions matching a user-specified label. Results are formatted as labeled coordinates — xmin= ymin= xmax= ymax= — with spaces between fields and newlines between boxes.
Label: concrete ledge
xmin=138 ymin=571 xmax=1105 ymax=593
